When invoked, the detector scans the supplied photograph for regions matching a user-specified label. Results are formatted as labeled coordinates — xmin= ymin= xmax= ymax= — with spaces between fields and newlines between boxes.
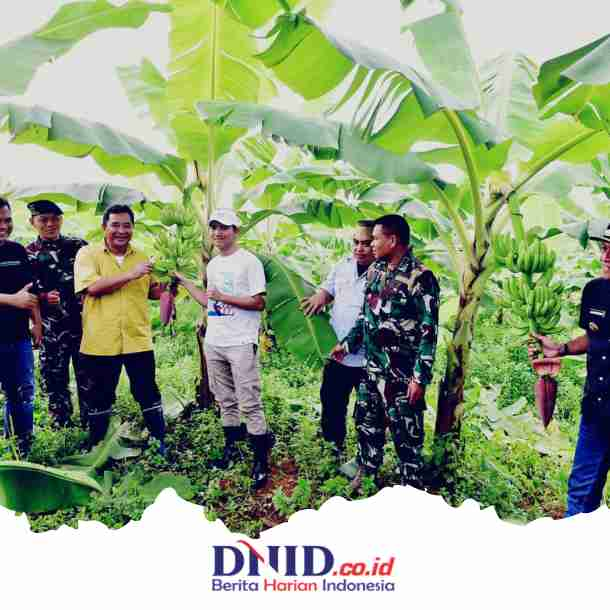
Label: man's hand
xmin=31 ymin=323 xmax=43 ymax=348
xmin=172 ymin=272 xmax=187 ymax=285
xmin=205 ymin=287 xmax=223 ymax=302
xmin=407 ymin=379 xmax=425 ymax=405
xmin=301 ymin=293 xmax=327 ymax=316
xmin=129 ymin=261 xmax=153 ymax=280
xmin=45 ymin=290 xmax=61 ymax=306
xmin=329 ymin=343 xmax=347 ymax=363
xmin=529 ymin=333 xmax=561 ymax=359
xmin=12 ymin=284 xmax=38 ymax=310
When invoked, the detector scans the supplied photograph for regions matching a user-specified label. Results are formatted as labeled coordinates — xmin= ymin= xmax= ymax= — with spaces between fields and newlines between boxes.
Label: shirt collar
xmin=352 ymin=256 xmax=372 ymax=280
xmin=36 ymin=235 xmax=64 ymax=248
xmin=382 ymin=248 xmax=415 ymax=275
xmin=103 ymin=240 xmax=134 ymax=256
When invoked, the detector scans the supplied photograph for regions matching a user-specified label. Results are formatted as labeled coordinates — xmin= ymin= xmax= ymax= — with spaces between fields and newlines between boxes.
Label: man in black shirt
xmin=531 ymin=223 xmax=610 ymax=516
xmin=0 ymin=198 xmax=41 ymax=456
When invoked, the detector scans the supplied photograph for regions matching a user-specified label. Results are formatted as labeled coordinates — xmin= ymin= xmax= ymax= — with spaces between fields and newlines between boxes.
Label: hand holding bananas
xmin=494 ymin=234 xmax=565 ymax=427
xmin=152 ymin=204 xmax=202 ymax=326
xmin=152 ymin=204 xmax=201 ymax=283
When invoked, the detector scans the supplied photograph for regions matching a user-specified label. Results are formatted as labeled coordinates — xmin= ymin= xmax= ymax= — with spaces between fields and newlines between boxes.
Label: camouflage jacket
xmin=26 ymin=235 xmax=88 ymax=330
xmin=343 ymin=250 xmax=440 ymax=385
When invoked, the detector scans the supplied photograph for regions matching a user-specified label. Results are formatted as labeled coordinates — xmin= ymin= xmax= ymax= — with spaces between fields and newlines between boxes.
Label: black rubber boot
xmin=208 ymin=426 xmax=243 ymax=470
xmin=141 ymin=403 xmax=167 ymax=456
xmin=16 ymin=433 xmax=32 ymax=459
xmin=249 ymin=433 xmax=271 ymax=491
xmin=236 ymin=422 xmax=248 ymax=441
xmin=87 ymin=411 xmax=111 ymax=449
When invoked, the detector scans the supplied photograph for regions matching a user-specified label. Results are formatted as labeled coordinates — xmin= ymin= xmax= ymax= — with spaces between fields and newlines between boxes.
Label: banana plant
xmin=4 ymin=0 xmax=610 ymax=445
xmin=193 ymin=1 xmax=610 ymax=442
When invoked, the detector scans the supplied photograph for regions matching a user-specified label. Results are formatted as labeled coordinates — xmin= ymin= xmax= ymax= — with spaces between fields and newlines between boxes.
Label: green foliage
xmin=0 ymin=461 xmax=103 ymax=514
xmin=260 ymin=254 xmax=337 ymax=368
xmin=0 ymin=0 xmax=170 ymax=96
xmin=273 ymin=479 xmax=312 ymax=518
xmin=0 ymin=104 xmax=186 ymax=188
xmin=11 ymin=183 xmax=146 ymax=214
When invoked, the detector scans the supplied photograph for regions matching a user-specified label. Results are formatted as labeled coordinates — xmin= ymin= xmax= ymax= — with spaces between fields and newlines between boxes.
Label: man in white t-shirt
xmin=175 ymin=208 xmax=272 ymax=490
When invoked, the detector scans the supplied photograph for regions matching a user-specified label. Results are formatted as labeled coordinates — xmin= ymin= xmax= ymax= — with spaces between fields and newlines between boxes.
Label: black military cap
xmin=27 ymin=199 xmax=64 ymax=216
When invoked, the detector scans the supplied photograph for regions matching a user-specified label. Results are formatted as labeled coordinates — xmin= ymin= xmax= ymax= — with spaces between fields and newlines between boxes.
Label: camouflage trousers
xmin=354 ymin=372 xmax=425 ymax=487
xmin=39 ymin=327 xmax=87 ymax=428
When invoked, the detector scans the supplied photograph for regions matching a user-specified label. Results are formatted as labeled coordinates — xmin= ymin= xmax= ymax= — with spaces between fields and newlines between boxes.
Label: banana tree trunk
xmin=435 ymin=258 xmax=492 ymax=435
xmin=194 ymin=237 xmax=215 ymax=410
xmin=195 ymin=320 xmax=214 ymax=410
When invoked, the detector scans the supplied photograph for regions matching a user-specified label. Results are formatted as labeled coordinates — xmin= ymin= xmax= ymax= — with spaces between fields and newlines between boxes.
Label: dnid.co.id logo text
xmin=211 ymin=541 xmax=396 ymax=593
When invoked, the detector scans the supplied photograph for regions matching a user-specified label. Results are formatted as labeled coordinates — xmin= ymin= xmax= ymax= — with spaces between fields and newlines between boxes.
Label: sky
xmin=1 ymin=0 xmax=608 ymax=193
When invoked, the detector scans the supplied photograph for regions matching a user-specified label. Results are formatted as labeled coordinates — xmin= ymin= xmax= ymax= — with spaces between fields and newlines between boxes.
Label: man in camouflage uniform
xmin=25 ymin=200 xmax=88 ymax=428
xmin=331 ymin=214 xmax=440 ymax=490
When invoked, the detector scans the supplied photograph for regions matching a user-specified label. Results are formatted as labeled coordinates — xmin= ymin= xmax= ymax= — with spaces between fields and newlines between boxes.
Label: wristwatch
xmin=559 ymin=343 xmax=569 ymax=357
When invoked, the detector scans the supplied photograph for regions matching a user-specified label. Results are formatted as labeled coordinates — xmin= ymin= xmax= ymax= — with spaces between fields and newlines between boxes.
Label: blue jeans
xmin=0 ymin=340 xmax=35 ymax=444
xmin=566 ymin=416 xmax=610 ymax=517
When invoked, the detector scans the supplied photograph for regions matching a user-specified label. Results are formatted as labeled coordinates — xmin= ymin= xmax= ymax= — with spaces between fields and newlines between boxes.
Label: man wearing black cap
xmin=531 ymin=223 xmax=610 ymax=516
xmin=25 ymin=199 xmax=88 ymax=428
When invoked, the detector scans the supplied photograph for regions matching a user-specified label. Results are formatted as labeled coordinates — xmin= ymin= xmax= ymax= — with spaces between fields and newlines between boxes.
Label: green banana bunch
xmin=492 ymin=234 xmax=512 ymax=266
xmin=516 ymin=239 xmax=556 ymax=275
xmin=152 ymin=203 xmax=202 ymax=282
xmin=502 ymin=276 xmax=563 ymax=335
xmin=503 ymin=276 xmax=530 ymax=307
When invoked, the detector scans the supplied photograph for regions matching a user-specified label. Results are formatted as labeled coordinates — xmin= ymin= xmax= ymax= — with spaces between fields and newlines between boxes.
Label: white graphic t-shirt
xmin=204 ymin=249 xmax=266 ymax=347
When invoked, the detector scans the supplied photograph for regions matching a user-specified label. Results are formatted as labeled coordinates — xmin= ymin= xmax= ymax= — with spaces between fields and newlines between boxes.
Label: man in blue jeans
xmin=532 ymin=223 xmax=610 ymax=516
xmin=0 ymin=198 xmax=41 ymax=457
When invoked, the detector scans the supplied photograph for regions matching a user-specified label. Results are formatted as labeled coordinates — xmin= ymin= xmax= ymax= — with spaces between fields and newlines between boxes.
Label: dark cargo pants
xmin=39 ymin=328 xmax=86 ymax=427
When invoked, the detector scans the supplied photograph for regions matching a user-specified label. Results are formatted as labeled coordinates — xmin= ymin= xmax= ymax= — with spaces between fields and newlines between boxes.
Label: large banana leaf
xmin=60 ymin=420 xmax=131 ymax=469
xmin=213 ymin=0 xmax=299 ymax=28
xmin=523 ymin=118 xmax=610 ymax=168
xmin=534 ymin=33 xmax=610 ymax=125
xmin=0 ymin=420 xmax=138 ymax=514
xmin=257 ymin=10 xmax=459 ymax=108
xmin=259 ymin=254 xmax=337 ymax=368
xmin=0 ymin=462 xmax=103 ymax=513
xmin=480 ymin=52 xmax=545 ymax=147
xmin=242 ymin=198 xmax=364 ymax=232
xmin=117 ymin=59 xmax=172 ymax=139
xmin=0 ymin=104 xmax=186 ymax=188
xmin=256 ymin=5 xmax=502 ymax=159
xmin=167 ymin=0 xmax=277 ymax=163
xmin=241 ymin=164 xmax=374 ymax=210
xmin=197 ymin=101 xmax=437 ymax=184
xmin=402 ymin=0 xmax=480 ymax=110
xmin=11 ymin=183 xmax=146 ymax=213
xmin=518 ymin=162 xmax=606 ymax=219
xmin=0 ymin=0 xmax=170 ymax=97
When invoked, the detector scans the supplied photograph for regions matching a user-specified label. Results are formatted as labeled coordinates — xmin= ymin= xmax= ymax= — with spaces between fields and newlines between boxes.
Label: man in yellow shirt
xmin=74 ymin=204 xmax=166 ymax=453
